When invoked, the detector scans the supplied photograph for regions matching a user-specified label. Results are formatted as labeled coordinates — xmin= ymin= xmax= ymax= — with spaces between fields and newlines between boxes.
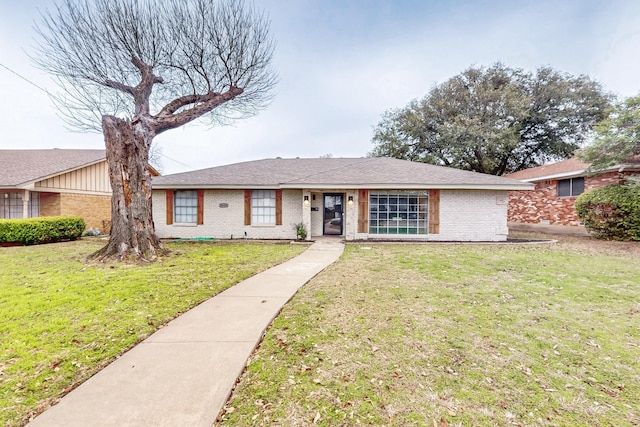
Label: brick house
xmin=0 ymin=149 xmax=158 ymax=232
xmin=151 ymin=157 xmax=532 ymax=242
xmin=506 ymin=157 xmax=640 ymax=226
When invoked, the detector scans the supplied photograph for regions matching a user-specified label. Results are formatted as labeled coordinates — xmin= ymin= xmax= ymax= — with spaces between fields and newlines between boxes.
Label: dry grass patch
xmin=221 ymin=236 xmax=640 ymax=426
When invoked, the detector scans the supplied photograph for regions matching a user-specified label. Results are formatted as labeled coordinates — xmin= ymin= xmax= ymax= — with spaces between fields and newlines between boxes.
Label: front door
xmin=323 ymin=194 xmax=343 ymax=235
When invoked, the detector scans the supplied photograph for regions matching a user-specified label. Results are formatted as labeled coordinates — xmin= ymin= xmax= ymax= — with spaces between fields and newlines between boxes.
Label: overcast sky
xmin=1 ymin=0 xmax=639 ymax=175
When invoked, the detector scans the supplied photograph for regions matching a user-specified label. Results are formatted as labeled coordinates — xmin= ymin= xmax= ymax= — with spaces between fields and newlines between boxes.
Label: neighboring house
xmin=0 ymin=149 xmax=112 ymax=230
xmin=0 ymin=149 xmax=159 ymax=231
xmin=151 ymin=157 xmax=532 ymax=242
xmin=506 ymin=157 xmax=640 ymax=226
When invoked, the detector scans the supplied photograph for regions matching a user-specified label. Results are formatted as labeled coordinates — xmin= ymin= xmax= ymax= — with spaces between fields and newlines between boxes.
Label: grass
xmin=0 ymin=238 xmax=306 ymax=427
xmin=220 ymin=236 xmax=640 ymax=426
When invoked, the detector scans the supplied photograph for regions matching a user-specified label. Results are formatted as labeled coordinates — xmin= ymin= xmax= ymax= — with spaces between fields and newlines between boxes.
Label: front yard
xmin=0 ymin=239 xmax=306 ymax=427
xmin=220 ymin=235 xmax=640 ymax=426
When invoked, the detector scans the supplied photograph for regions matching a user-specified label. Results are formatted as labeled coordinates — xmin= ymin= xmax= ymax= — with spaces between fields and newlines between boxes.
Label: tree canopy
xmin=579 ymin=95 xmax=640 ymax=171
xmin=370 ymin=63 xmax=611 ymax=175
xmin=33 ymin=0 xmax=276 ymax=261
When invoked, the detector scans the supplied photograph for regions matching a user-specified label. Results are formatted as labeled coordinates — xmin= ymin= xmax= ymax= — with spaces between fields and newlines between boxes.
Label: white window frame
xmin=251 ymin=190 xmax=276 ymax=225
xmin=174 ymin=190 xmax=198 ymax=224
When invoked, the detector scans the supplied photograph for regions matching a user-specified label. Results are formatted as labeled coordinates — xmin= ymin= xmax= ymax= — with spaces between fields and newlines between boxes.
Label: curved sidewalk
xmin=27 ymin=238 xmax=345 ymax=427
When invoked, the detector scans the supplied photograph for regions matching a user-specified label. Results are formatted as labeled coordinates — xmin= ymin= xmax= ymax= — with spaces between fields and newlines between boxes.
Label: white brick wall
xmin=358 ymin=190 xmax=508 ymax=242
xmin=153 ymin=189 xmax=302 ymax=240
xmin=436 ymin=190 xmax=508 ymax=241
xmin=153 ymin=188 xmax=509 ymax=242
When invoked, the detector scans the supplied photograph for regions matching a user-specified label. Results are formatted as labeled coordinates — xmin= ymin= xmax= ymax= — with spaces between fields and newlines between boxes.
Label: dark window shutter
xmin=197 ymin=190 xmax=204 ymax=225
xmin=244 ymin=190 xmax=251 ymax=225
xmin=166 ymin=191 xmax=173 ymax=225
xmin=275 ymin=189 xmax=282 ymax=225
xmin=358 ymin=189 xmax=368 ymax=233
xmin=428 ymin=189 xmax=440 ymax=234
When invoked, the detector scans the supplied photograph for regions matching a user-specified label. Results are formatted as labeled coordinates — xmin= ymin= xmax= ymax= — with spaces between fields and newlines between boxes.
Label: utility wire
xmin=1 ymin=62 xmax=198 ymax=172
xmin=0 ymin=62 xmax=49 ymax=94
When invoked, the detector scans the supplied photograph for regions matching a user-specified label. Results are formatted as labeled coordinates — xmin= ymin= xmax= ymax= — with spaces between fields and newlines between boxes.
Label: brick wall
xmin=356 ymin=189 xmax=509 ymax=242
xmin=508 ymin=171 xmax=637 ymax=226
xmin=37 ymin=192 xmax=110 ymax=231
xmin=154 ymin=188 xmax=510 ymax=242
xmin=39 ymin=193 xmax=61 ymax=217
xmin=153 ymin=189 xmax=303 ymax=240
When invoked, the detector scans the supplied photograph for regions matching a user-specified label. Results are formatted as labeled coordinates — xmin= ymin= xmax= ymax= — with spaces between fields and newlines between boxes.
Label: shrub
xmin=575 ymin=184 xmax=640 ymax=241
xmin=292 ymin=222 xmax=308 ymax=240
xmin=0 ymin=216 xmax=86 ymax=245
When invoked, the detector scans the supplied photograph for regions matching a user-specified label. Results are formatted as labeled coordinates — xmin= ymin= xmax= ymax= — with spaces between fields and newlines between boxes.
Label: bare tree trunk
xmin=90 ymin=115 xmax=165 ymax=261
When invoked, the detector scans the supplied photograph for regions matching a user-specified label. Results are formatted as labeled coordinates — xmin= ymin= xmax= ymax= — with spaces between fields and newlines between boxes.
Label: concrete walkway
xmin=27 ymin=238 xmax=345 ymax=427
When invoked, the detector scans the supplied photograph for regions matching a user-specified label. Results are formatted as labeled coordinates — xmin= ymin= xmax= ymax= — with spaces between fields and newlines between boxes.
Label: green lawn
xmin=221 ymin=237 xmax=640 ymax=426
xmin=0 ymin=239 xmax=306 ymax=427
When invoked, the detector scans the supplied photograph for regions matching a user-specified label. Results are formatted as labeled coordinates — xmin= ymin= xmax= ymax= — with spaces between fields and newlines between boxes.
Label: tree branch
xmin=105 ymin=79 xmax=135 ymax=95
xmin=153 ymin=86 xmax=244 ymax=134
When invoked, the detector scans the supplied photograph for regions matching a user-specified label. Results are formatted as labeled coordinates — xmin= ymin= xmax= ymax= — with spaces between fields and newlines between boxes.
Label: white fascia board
xmin=154 ymin=183 xmax=534 ymax=191
xmin=152 ymin=184 xmax=280 ymax=190
xmin=281 ymin=183 xmax=535 ymax=191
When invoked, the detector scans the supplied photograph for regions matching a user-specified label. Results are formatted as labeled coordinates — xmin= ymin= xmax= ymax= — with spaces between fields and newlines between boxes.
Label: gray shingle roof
xmin=0 ymin=149 xmax=106 ymax=187
xmin=152 ymin=157 xmax=533 ymax=190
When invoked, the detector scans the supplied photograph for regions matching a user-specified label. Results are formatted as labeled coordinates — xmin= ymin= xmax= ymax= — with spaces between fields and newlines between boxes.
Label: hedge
xmin=575 ymin=184 xmax=640 ymax=241
xmin=0 ymin=216 xmax=86 ymax=245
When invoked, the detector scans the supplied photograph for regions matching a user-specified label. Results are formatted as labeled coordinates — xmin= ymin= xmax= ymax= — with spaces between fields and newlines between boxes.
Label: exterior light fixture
xmin=348 ymin=195 xmax=354 ymax=205
xmin=304 ymin=195 xmax=310 ymax=205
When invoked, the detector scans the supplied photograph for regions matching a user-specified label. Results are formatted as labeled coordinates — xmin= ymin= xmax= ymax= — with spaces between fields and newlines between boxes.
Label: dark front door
xmin=323 ymin=194 xmax=343 ymax=235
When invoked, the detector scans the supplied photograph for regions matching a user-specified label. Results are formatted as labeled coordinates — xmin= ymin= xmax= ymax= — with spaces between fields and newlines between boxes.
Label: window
xmin=1 ymin=192 xmax=39 ymax=219
xmin=251 ymin=190 xmax=276 ymax=224
xmin=558 ymin=177 xmax=584 ymax=197
xmin=369 ymin=191 xmax=429 ymax=234
xmin=174 ymin=190 xmax=198 ymax=223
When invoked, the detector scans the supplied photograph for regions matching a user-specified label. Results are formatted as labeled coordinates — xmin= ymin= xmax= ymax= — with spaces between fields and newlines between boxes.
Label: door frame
xmin=322 ymin=193 xmax=344 ymax=236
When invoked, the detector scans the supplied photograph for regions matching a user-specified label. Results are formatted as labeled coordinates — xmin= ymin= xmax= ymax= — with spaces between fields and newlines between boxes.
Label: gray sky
xmin=1 ymin=0 xmax=639 ymax=174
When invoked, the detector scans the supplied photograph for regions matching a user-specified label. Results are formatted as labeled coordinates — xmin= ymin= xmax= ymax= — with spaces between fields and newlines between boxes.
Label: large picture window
xmin=251 ymin=190 xmax=276 ymax=224
xmin=558 ymin=177 xmax=584 ymax=197
xmin=369 ymin=191 xmax=429 ymax=234
xmin=174 ymin=190 xmax=198 ymax=223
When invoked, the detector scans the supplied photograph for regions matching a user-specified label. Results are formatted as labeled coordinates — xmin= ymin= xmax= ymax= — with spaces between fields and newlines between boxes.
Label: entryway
xmin=323 ymin=193 xmax=343 ymax=235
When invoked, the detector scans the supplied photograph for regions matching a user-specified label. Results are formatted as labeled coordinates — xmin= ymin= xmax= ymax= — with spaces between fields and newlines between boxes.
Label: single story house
xmin=151 ymin=157 xmax=533 ymax=242
xmin=506 ymin=157 xmax=640 ymax=226
xmin=0 ymin=149 xmax=158 ymax=231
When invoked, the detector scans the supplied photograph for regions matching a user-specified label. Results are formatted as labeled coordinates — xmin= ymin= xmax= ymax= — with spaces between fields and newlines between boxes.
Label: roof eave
xmin=153 ymin=183 xmax=534 ymax=191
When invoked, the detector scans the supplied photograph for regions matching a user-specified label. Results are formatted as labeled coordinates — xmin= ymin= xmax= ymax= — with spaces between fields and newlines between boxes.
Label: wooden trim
xmin=275 ymin=189 xmax=282 ymax=225
xmin=358 ymin=189 xmax=368 ymax=233
xmin=428 ymin=189 xmax=440 ymax=234
xmin=244 ymin=190 xmax=251 ymax=225
xmin=196 ymin=190 xmax=204 ymax=225
xmin=166 ymin=190 xmax=173 ymax=225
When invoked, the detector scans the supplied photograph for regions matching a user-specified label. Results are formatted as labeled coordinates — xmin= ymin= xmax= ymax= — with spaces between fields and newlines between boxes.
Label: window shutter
xmin=275 ymin=189 xmax=282 ymax=225
xmin=358 ymin=189 xmax=368 ymax=233
xmin=428 ymin=189 xmax=440 ymax=234
xmin=197 ymin=190 xmax=204 ymax=225
xmin=166 ymin=191 xmax=173 ymax=225
xmin=244 ymin=190 xmax=251 ymax=225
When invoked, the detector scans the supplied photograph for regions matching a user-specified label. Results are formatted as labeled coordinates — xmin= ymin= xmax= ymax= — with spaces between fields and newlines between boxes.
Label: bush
xmin=292 ymin=222 xmax=308 ymax=240
xmin=0 ymin=216 xmax=86 ymax=245
xmin=575 ymin=184 xmax=640 ymax=241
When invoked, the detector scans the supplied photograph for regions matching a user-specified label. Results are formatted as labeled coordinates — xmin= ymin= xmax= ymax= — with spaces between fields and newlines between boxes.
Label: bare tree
xmin=33 ymin=0 xmax=276 ymax=261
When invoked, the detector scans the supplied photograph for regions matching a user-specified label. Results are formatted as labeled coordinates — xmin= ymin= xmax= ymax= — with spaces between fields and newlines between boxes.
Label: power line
xmin=0 ymin=62 xmax=49 ymax=94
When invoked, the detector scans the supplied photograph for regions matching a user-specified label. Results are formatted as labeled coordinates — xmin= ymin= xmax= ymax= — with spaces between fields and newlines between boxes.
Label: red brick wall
xmin=508 ymin=171 xmax=638 ymax=226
